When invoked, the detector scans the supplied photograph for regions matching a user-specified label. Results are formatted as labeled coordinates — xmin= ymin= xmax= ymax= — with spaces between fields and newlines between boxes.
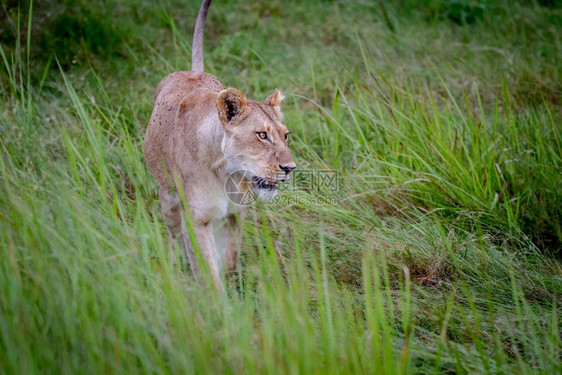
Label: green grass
xmin=1 ymin=0 xmax=561 ymax=373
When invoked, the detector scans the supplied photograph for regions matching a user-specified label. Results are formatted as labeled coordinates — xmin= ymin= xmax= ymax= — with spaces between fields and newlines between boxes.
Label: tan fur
xmin=144 ymin=70 xmax=296 ymax=290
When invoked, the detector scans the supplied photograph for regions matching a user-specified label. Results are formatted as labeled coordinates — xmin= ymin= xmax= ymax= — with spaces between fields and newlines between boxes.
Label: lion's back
xmin=144 ymin=71 xmax=224 ymax=188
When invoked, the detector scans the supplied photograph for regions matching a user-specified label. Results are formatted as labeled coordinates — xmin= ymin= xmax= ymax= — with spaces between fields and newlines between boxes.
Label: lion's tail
xmin=191 ymin=0 xmax=212 ymax=73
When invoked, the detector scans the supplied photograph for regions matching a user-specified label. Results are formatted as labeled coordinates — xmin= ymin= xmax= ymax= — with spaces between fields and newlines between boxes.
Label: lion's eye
xmin=257 ymin=131 xmax=268 ymax=140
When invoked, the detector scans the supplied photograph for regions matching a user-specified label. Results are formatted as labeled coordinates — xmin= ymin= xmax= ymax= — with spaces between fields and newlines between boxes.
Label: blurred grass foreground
xmin=1 ymin=0 xmax=561 ymax=373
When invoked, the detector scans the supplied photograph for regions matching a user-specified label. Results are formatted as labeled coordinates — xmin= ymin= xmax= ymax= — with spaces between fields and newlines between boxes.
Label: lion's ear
xmin=264 ymin=89 xmax=284 ymax=121
xmin=217 ymin=88 xmax=247 ymax=125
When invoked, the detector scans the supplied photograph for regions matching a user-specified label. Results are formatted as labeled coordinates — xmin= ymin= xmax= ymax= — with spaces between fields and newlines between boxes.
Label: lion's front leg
xmin=159 ymin=188 xmax=183 ymax=265
xmin=223 ymin=211 xmax=246 ymax=274
xmin=181 ymin=216 xmax=224 ymax=291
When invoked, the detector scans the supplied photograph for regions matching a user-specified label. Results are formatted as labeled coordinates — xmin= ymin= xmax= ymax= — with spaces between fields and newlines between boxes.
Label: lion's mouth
xmin=253 ymin=176 xmax=278 ymax=190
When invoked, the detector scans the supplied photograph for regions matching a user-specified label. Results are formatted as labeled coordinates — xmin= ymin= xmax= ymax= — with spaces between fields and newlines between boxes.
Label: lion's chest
xmin=186 ymin=174 xmax=232 ymax=223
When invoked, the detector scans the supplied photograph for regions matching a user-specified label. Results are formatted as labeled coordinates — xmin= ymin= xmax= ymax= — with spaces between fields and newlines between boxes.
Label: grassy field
xmin=1 ymin=0 xmax=561 ymax=373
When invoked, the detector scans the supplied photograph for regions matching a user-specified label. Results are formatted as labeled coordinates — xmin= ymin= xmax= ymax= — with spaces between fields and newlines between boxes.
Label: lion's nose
xmin=279 ymin=164 xmax=296 ymax=174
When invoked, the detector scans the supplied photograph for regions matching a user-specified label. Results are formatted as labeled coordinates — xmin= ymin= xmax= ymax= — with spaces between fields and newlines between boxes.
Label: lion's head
xmin=217 ymin=87 xmax=296 ymax=199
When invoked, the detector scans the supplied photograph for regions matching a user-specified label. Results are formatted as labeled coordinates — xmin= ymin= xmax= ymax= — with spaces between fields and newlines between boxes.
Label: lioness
xmin=144 ymin=0 xmax=296 ymax=290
